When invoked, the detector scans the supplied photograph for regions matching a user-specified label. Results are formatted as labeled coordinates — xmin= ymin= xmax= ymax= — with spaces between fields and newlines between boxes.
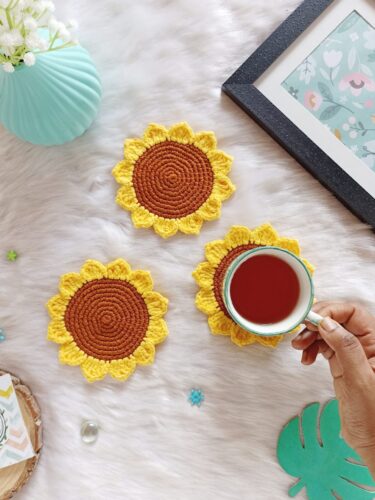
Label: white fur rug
xmin=1 ymin=0 xmax=375 ymax=499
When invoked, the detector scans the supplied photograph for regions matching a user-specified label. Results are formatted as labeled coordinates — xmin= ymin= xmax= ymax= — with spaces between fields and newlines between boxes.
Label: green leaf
xmin=277 ymin=400 xmax=375 ymax=499
xmin=318 ymin=82 xmax=333 ymax=101
xmin=338 ymin=12 xmax=359 ymax=33
xmin=368 ymin=52 xmax=375 ymax=63
xmin=320 ymin=105 xmax=340 ymax=121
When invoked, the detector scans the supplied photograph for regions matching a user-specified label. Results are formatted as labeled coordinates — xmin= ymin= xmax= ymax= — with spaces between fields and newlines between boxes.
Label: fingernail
xmin=320 ymin=317 xmax=338 ymax=332
xmin=301 ymin=351 xmax=308 ymax=364
xmin=299 ymin=330 xmax=310 ymax=340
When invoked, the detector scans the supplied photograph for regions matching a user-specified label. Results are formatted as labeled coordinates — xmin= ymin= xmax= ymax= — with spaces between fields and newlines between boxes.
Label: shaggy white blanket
xmin=1 ymin=0 xmax=375 ymax=499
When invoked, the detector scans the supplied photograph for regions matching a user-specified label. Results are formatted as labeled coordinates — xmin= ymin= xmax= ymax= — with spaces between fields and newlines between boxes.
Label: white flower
xmin=23 ymin=16 xmax=38 ymax=31
xmin=323 ymin=50 xmax=343 ymax=68
xmin=10 ymin=29 xmax=23 ymax=46
xmin=68 ymin=19 xmax=78 ymax=30
xmin=42 ymin=1 xmax=56 ymax=12
xmin=348 ymin=116 xmax=356 ymax=125
xmin=23 ymin=52 xmax=36 ymax=66
xmin=351 ymin=145 xmax=359 ymax=153
xmin=59 ymin=27 xmax=71 ymax=43
xmin=342 ymin=123 xmax=350 ymax=131
xmin=349 ymin=131 xmax=358 ymax=139
xmin=32 ymin=2 xmax=45 ymax=14
xmin=3 ymin=62 xmax=15 ymax=73
xmin=0 ymin=29 xmax=23 ymax=48
xmin=0 ymin=32 xmax=14 ymax=48
xmin=48 ymin=18 xmax=65 ymax=35
xmin=0 ymin=0 xmax=78 ymax=65
xmin=25 ymin=32 xmax=43 ymax=50
xmin=364 ymin=30 xmax=375 ymax=50
xmin=350 ymin=32 xmax=359 ymax=42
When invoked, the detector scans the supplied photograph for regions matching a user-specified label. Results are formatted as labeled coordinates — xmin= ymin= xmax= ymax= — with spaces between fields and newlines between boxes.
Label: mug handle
xmin=306 ymin=310 xmax=324 ymax=326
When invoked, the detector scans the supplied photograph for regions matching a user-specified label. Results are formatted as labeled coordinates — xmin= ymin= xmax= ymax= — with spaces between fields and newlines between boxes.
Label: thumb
xmin=318 ymin=316 xmax=372 ymax=379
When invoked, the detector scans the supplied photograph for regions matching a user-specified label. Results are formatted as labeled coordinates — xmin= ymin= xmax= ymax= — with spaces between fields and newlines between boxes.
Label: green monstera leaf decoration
xmin=277 ymin=400 xmax=375 ymax=499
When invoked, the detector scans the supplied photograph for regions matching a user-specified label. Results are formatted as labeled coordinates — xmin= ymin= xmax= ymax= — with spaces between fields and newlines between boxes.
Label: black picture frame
xmin=222 ymin=0 xmax=375 ymax=229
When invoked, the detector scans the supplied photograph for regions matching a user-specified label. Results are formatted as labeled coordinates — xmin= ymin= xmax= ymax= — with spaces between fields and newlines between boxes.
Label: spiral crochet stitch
xmin=112 ymin=122 xmax=235 ymax=238
xmin=47 ymin=259 xmax=168 ymax=382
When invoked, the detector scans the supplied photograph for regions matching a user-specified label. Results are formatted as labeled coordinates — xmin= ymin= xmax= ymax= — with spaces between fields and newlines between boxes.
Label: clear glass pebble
xmin=81 ymin=420 xmax=99 ymax=444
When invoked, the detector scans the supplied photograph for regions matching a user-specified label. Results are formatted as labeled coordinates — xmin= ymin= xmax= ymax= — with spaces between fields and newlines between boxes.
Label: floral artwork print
xmin=283 ymin=11 xmax=375 ymax=172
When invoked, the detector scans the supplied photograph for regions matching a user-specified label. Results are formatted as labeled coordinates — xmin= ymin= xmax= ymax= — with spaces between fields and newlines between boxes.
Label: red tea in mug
xmin=229 ymin=255 xmax=300 ymax=325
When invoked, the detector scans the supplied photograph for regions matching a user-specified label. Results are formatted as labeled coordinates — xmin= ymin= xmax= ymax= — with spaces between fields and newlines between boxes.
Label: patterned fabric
xmin=283 ymin=11 xmax=375 ymax=172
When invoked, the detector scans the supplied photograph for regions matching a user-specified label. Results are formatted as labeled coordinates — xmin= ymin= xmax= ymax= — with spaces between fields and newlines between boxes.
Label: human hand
xmin=292 ymin=302 xmax=375 ymax=477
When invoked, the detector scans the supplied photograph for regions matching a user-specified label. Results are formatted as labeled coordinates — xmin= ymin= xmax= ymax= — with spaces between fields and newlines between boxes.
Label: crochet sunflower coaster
xmin=47 ymin=259 xmax=168 ymax=383
xmin=112 ymin=122 xmax=235 ymax=238
xmin=193 ymin=223 xmax=314 ymax=348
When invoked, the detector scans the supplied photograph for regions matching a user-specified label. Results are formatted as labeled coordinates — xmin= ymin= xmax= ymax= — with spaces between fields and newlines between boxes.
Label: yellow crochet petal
xmin=106 ymin=259 xmax=132 ymax=280
xmin=80 ymin=260 xmax=107 ymax=281
xmin=192 ymin=261 xmax=215 ymax=289
xmin=231 ymin=327 xmax=257 ymax=347
xmin=302 ymin=258 xmax=315 ymax=275
xmin=168 ymin=122 xmax=194 ymax=144
xmin=47 ymin=320 xmax=72 ymax=344
xmin=129 ymin=270 xmax=154 ymax=294
xmin=134 ymin=341 xmax=155 ymax=365
xmin=59 ymin=272 xmax=85 ymax=298
xmin=208 ymin=311 xmax=234 ymax=336
xmin=256 ymin=335 xmax=283 ymax=348
xmin=131 ymin=207 xmax=155 ymax=228
xmin=112 ymin=160 xmax=133 ymax=184
xmin=81 ymin=358 xmax=109 ymax=383
xmin=195 ymin=289 xmax=218 ymax=316
xmin=47 ymin=294 xmax=69 ymax=320
xmin=213 ymin=174 xmax=236 ymax=201
xmin=59 ymin=342 xmax=87 ymax=366
xmin=251 ymin=223 xmax=279 ymax=246
xmin=116 ymin=185 xmax=137 ymax=211
xmin=124 ymin=138 xmax=147 ymax=162
xmin=178 ymin=213 xmax=203 ymax=235
xmin=143 ymin=123 xmax=169 ymax=145
xmin=193 ymin=131 xmax=217 ymax=152
xmin=224 ymin=226 xmax=252 ymax=249
xmin=146 ymin=318 xmax=168 ymax=344
xmin=154 ymin=218 xmax=179 ymax=238
xmin=277 ymin=237 xmax=301 ymax=256
xmin=207 ymin=150 xmax=233 ymax=175
xmin=108 ymin=357 xmax=136 ymax=381
xmin=205 ymin=240 xmax=228 ymax=265
xmin=144 ymin=291 xmax=168 ymax=318
xmin=197 ymin=198 xmax=221 ymax=221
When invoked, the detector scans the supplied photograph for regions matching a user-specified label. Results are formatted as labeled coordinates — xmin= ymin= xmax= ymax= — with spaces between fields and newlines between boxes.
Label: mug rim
xmin=223 ymin=246 xmax=314 ymax=337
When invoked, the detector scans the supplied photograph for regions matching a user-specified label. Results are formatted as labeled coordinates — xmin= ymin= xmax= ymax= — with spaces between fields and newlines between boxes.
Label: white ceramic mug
xmin=223 ymin=246 xmax=323 ymax=337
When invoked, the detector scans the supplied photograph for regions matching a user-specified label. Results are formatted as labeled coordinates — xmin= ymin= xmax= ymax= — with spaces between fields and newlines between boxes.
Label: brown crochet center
xmin=132 ymin=141 xmax=215 ymax=218
xmin=64 ymin=279 xmax=150 ymax=360
xmin=213 ymin=243 xmax=260 ymax=317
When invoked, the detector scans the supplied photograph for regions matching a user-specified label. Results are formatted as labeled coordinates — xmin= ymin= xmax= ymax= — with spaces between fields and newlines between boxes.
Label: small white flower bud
xmin=23 ymin=51 xmax=36 ymax=66
xmin=3 ymin=62 xmax=15 ymax=73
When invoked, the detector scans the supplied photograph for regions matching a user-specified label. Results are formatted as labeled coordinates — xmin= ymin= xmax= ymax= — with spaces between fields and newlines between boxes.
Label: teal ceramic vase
xmin=0 ymin=44 xmax=101 ymax=146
